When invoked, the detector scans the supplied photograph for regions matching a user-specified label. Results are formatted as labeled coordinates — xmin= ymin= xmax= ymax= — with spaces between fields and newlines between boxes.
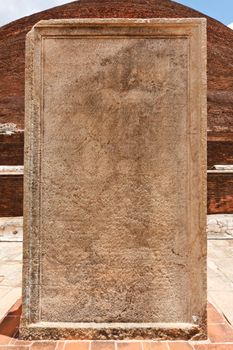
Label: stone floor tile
xmin=91 ymin=341 xmax=114 ymax=350
xmin=0 ymin=287 xmax=13 ymax=300
xmin=64 ymin=341 xmax=90 ymax=350
xmin=117 ymin=342 xmax=142 ymax=350
xmin=0 ymin=217 xmax=23 ymax=243
xmin=209 ymin=292 xmax=233 ymax=326
xmin=208 ymin=323 xmax=233 ymax=342
xmin=168 ymin=342 xmax=193 ymax=349
xmin=30 ymin=341 xmax=58 ymax=349
xmin=0 ymin=243 xmax=21 ymax=260
xmin=0 ymin=288 xmax=21 ymax=318
xmin=143 ymin=341 xmax=169 ymax=349
xmin=212 ymin=258 xmax=233 ymax=281
xmin=0 ymin=311 xmax=7 ymax=324
xmin=208 ymin=240 xmax=233 ymax=325
xmin=0 ymin=265 xmax=22 ymax=288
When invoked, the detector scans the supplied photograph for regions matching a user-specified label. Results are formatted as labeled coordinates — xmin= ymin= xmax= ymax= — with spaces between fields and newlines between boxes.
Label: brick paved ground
xmin=0 ymin=299 xmax=233 ymax=349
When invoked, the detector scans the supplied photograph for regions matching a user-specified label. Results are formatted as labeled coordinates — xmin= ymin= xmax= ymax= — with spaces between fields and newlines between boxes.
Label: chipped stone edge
xmin=0 ymin=216 xmax=23 ymax=242
xmin=33 ymin=17 xmax=207 ymax=28
xmin=19 ymin=322 xmax=205 ymax=341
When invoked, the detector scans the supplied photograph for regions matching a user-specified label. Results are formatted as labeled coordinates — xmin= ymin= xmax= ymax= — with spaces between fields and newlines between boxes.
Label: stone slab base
xmin=19 ymin=322 xmax=206 ymax=341
xmin=0 ymin=216 xmax=23 ymax=241
xmin=207 ymin=214 xmax=233 ymax=238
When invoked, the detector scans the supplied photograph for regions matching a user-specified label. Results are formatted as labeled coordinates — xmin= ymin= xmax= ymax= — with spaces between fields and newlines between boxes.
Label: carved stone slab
xmin=20 ymin=19 xmax=207 ymax=340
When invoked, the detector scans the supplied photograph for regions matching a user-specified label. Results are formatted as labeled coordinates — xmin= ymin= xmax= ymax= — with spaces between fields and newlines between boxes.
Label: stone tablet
xmin=21 ymin=19 xmax=207 ymax=340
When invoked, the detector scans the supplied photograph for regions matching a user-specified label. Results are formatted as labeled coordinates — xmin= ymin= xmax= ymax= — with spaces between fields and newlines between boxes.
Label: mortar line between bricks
xmin=204 ymin=342 xmax=233 ymax=344
xmin=141 ymin=340 xmax=144 ymax=350
xmin=9 ymin=326 xmax=19 ymax=345
xmin=189 ymin=342 xmax=195 ymax=350
xmin=166 ymin=342 xmax=170 ymax=350
xmin=190 ymin=339 xmax=211 ymax=345
xmin=8 ymin=332 xmax=15 ymax=345
xmin=8 ymin=337 xmax=15 ymax=345
xmin=140 ymin=341 xmax=143 ymax=350
xmin=208 ymin=322 xmax=227 ymax=325
xmin=62 ymin=341 xmax=94 ymax=344
xmin=114 ymin=340 xmax=117 ymax=350
xmin=54 ymin=341 xmax=59 ymax=350
xmin=115 ymin=340 xmax=143 ymax=342
xmin=89 ymin=339 xmax=92 ymax=350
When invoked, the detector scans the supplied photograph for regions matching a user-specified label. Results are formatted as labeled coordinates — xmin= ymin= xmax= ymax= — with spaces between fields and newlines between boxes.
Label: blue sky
xmin=175 ymin=0 xmax=233 ymax=25
xmin=0 ymin=0 xmax=232 ymax=27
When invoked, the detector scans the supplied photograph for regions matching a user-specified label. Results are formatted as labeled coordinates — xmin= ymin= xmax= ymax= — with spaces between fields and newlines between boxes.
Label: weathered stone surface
xmin=207 ymin=214 xmax=233 ymax=238
xmin=0 ymin=216 xmax=23 ymax=241
xmin=21 ymin=19 xmax=207 ymax=340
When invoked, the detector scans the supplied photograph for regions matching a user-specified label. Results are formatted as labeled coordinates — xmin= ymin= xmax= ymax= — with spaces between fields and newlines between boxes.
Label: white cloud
xmin=228 ymin=23 xmax=233 ymax=29
xmin=0 ymin=0 xmax=73 ymax=26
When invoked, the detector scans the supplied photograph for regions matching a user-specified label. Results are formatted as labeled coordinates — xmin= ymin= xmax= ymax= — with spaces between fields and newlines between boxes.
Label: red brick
xmin=8 ymin=298 xmax=22 ymax=317
xmin=10 ymin=338 xmax=33 ymax=346
xmin=208 ymin=173 xmax=233 ymax=214
xmin=64 ymin=341 xmax=90 ymax=350
xmin=0 ymin=334 xmax=12 ymax=345
xmin=208 ymin=307 xmax=226 ymax=324
xmin=117 ymin=342 xmax=142 ymax=350
xmin=0 ymin=315 xmax=20 ymax=338
xmin=168 ymin=342 xmax=193 ymax=350
xmin=194 ymin=345 xmax=233 ymax=350
xmin=91 ymin=341 xmax=115 ymax=350
xmin=143 ymin=341 xmax=169 ymax=350
xmin=31 ymin=341 xmax=58 ymax=349
xmin=208 ymin=323 xmax=233 ymax=342
xmin=0 ymin=175 xmax=23 ymax=217
xmin=0 ymin=346 xmax=29 ymax=349
xmin=56 ymin=341 xmax=65 ymax=350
